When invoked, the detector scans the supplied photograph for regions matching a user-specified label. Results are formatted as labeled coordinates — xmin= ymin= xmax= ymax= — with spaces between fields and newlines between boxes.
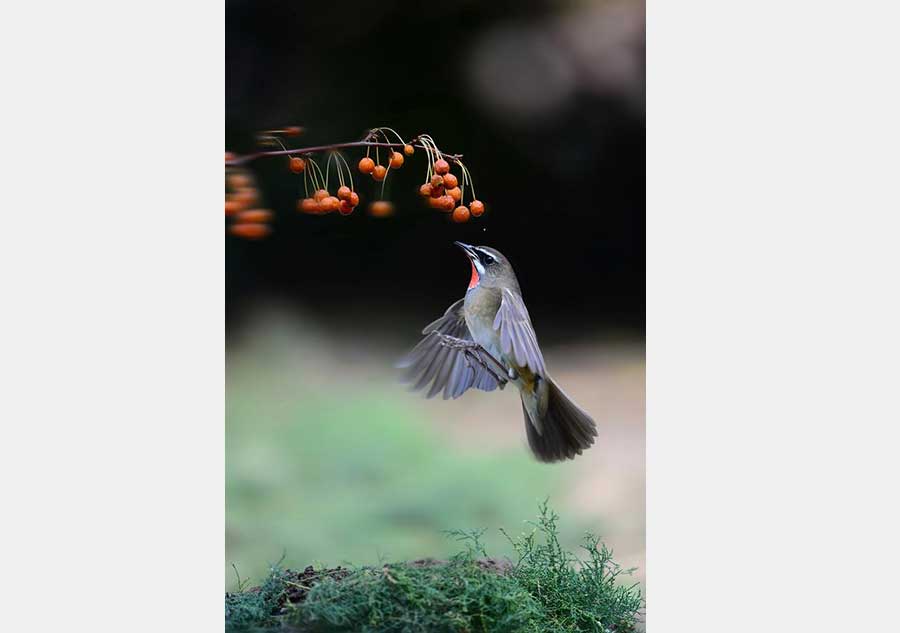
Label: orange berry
xmin=438 ymin=195 xmax=455 ymax=211
xmin=299 ymin=198 xmax=318 ymax=213
xmin=349 ymin=191 xmax=360 ymax=207
xmin=427 ymin=196 xmax=444 ymax=209
xmin=359 ymin=157 xmax=375 ymax=174
xmin=452 ymin=206 xmax=470 ymax=223
xmin=372 ymin=164 xmax=387 ymax=181
xmin=430 ymin=185 xmax=444 ymax=198
xmin=236 ymin=209 xmax=273 ymax=224
xmin=430 ymin=174 xmax=444 ymax=188
xmin=234 ymin=188 xmax=257 ymax=207
xmin=284 ymin=126 xmax=303 ymax=137
xmin=446 ymin=186 xmax=461 ymax=202
xmin=442 ymin=173 xmax=458 ymax=188
xmin=289 ymin=156 xmax=306 ymax=174
xmin=433 ymin=158 xmax=450 ymax=175
xmin=338 ymin=199 xmax=354 ymax=215
xmin=403 ymin=144 xmax=415 ymax=156
xmin=228 ymin=173 xmax=252 ymax=189
xmin=419 ymin=183 xmax=433 ymax=197
xmin=325 ymin=196 xmax=341 ymax=212
xmin=225 ymin=200 xmax=242 ymax=216
xmin=337 ymin=185 xmax=352 ymax=201
xmin=314 ymin=189 xmax=329 ymax=202
xmin=389 ymin=151 xmax=404 ymax=169
xmin=368 ymin=201 xmax=394 ymax=217
xmin=229 ymin=223 xmax=270 ymax=239
xmin=469 ymin=200 xmax=485 ymax=216
xmin=225 ymin=194 xmax=245 ymax=212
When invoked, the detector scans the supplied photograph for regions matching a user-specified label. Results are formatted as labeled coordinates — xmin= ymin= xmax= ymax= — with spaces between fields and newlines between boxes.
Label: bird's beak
xmin=454 ymin=241 xmax=478 ymax=261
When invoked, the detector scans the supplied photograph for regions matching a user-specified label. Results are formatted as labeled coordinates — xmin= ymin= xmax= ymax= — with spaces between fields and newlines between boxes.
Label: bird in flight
xmin=399 ymin=242 xmax=597 ymax=462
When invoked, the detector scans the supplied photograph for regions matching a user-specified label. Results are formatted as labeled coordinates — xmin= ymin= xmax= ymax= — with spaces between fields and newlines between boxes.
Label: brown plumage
xmin=399 ymin=243 xmax=597 ymax=462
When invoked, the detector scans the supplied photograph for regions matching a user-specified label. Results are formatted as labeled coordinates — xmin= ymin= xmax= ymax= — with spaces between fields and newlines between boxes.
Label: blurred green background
xmin=226 ymin=310 xmax=644 ymax=591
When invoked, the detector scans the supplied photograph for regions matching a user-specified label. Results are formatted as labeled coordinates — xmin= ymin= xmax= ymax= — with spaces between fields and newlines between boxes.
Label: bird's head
xmin=454 ymin=242 xmax=516 ymax=290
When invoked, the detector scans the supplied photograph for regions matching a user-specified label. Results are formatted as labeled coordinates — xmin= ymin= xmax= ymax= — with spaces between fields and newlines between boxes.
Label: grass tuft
xmin=225 ymin=503 xmax=642 ymax=632
xmin=225 ymin=558 xmax=290 ymax=631
xmin=500 ymin=500 xmax=643 ymax=632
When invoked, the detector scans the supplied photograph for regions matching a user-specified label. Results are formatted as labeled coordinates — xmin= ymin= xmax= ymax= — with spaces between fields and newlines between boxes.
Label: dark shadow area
xmin=226 ymin=0 xmax=645 ymax=342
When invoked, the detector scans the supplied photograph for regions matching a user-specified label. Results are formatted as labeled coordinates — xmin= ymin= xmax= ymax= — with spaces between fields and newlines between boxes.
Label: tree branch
xmin=226 ymin=133 xmax=463 ymax=167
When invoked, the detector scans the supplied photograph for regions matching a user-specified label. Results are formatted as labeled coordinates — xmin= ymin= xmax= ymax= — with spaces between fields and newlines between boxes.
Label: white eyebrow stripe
xmin=473 ymin=247 xmax=495 ymax=262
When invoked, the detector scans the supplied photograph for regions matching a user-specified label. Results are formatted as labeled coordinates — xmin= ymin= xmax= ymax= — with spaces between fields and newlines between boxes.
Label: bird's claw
xmin=431 ymin=332 xmax=512 ymax=387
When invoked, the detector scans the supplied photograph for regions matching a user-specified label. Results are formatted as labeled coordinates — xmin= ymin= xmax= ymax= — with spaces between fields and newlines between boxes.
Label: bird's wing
xmin=493 ymin=287 xmax=547 ymax=377
xmin=398 ymin=298 xmax=503 ymax=399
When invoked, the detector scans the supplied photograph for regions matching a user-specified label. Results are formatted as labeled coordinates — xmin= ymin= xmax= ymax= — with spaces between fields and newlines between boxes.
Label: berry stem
xmin=420 ymin=134 xmax=442 ymax=161
xmin=374 ymin=126 xmax=406 ymax=146
xmin=459 ymin=163 xmax=466 ymax=204
xmin=457 ymin=160 xmax=476 ymax=202
xmin=308 ymin=157 xmax=326 ymax=191
xmin=419 ymin=136 xmax=436 ymax=183
xmin=335 ymin=152 xmax=354 ymax=192
xmin=327 ymin=152 xmax=343 ymax=189
xmin=303 ymin=163 xmax=310 ymax=198
xmin=381 ymin=163 xmax=391 ymax=199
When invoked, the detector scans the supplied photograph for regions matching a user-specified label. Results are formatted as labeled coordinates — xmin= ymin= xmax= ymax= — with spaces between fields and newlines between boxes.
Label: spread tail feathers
xmin=521 ymin=378 xmax=597 ymax=462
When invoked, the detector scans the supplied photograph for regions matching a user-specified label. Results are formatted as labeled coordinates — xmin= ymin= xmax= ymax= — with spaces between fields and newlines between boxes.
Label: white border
xmin=648 ymin=1 xmax=900 ymax=631
xmin=1 ymin=2 xmax=224 ymax=631
xmin=2 ymin=1 xmax=899 ymax=631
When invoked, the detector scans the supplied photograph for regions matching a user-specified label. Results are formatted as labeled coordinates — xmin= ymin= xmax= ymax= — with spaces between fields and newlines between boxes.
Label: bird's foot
xmin=431 ymin=332 xmax=511 ymax=386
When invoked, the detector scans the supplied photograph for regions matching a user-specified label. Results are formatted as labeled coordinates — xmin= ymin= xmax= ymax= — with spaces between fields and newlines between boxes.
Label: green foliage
xmin=225 ymin=504 xmax=642 ymax=633
xmin=501 ymin=501 xmax=643 ymax=632
xmin=225 ymin=561 xmax=290 ymax=632
xmin=295 ymin=559 xmax=540 ymax=632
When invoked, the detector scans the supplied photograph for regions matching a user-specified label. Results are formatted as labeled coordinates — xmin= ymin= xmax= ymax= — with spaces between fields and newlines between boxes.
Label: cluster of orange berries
xmin=225 ymin=128 xmax=487 ymax=237
xmin=416 ymin=157 xmax=485 ymax=223
xmin=225 ymin=158 xmax=274 ymax=240
xmin=352 ymin=140 xmax=416 ymax=217
xmin=298 ymin=185 xmax=361 ymax=216
xmin=357 ymin=143 xmax=412 ymax=182
xmin=291 ymin=150 xmax=390 ymax=217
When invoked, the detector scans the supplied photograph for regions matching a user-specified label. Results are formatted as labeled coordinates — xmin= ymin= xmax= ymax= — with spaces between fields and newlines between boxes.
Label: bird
xmin=399 ymin=242 xmax=597 ymax=462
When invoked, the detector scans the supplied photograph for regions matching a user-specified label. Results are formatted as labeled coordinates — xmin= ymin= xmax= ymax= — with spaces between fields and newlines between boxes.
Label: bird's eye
xmin=480 ymin=253 xmax=494 ymax=265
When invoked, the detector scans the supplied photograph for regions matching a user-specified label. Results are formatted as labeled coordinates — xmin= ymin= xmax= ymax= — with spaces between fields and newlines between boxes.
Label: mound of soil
xmin=230 ymin=558 xmax=514 ymax=619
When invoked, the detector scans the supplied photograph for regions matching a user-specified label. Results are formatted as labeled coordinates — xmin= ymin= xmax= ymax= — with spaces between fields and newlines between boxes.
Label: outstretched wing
xmin=398 ymin=298 xmax=503 ymax=399
xmin=493 ymin=287 xmax=547 ymax=377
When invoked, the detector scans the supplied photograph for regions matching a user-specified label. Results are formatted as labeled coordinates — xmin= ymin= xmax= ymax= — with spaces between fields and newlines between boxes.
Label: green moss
xmin=225 ymin=563 xmax=290 ymax=632
xmin=226 ymin=504 xmax=642 ymax=633
xmin=295 ymin=559 xmax=539 ymax=632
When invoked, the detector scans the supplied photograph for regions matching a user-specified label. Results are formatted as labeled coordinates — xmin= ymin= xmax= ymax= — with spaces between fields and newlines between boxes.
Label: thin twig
xmin=227 ymin=140 xmax=463 ymax=167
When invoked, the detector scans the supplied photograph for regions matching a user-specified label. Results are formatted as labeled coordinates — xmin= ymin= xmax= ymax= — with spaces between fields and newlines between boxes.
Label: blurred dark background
xmin=226 ymin=0 xmax=645 ymax=340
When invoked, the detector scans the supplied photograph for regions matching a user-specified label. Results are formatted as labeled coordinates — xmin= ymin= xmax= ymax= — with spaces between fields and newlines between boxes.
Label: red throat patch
xmin=468 ymin=261 xmax=480 ymax=289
